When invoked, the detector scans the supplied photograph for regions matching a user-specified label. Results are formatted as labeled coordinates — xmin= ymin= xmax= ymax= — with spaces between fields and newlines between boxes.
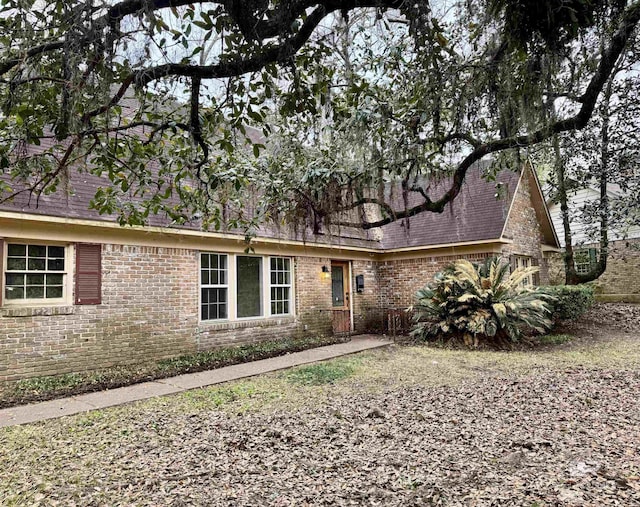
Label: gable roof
xmin=0 ymin=158 xmax=558 ymax=251
xmin=379 ymin=164 xmax=520 ymax=250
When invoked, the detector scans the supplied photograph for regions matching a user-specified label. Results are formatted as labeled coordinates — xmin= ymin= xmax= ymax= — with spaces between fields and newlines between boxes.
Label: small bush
xmin=411 ymin=258 xmax=554 ymax=347
xmin=543 ymin=284 xmax=595 ymax=321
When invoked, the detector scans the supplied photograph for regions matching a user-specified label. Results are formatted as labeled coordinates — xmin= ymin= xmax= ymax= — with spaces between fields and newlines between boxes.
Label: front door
xmin=331 ymin=261 xmax=351 ymax=335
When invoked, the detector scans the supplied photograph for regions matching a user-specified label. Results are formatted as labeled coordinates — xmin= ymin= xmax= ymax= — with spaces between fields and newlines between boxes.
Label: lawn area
xmin=1 ymin=308 xmax=639 ymax=505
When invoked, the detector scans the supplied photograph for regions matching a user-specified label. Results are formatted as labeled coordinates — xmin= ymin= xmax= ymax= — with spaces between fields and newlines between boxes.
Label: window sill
xmin=0 ymin=305 xmax=75 ymax=318
xmin=198 ymin=315 xmax=296 ymax=331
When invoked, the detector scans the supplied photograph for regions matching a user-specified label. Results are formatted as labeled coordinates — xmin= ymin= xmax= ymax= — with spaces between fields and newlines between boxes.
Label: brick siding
xmin=500 ymin=173 xmax=549 ymax=284
xmin=546 ymin=238 xmax=640 ymax=294
xmin=377 ymin=253 xmax=494 ymax=310
xmin=351 ymin=259 xmax=384 ymax=332
xmin=0 ymin=245 xmax=333 ymax=382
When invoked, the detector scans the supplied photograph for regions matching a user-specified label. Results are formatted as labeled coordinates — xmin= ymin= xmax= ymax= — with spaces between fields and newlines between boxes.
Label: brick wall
xmin=0 ymin=245 xmax=200 ymax=381
xmin=500 ymin=172 xmax=549 ymax=284
xmin=378 ymin=252 xmax=494 ymax=310
xmin=351 ymin=259 xmax=383 ymax=332
xmin=0 ymin=244 xmax=333 ymax=382
xmin=294 ymin=256 xmax=333 ymax=336
xmin=546 ymin=239 xmax=640 ymax=294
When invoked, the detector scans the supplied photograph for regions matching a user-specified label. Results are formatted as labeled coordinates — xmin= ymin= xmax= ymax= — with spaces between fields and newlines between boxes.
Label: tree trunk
xmin=558 ymin=71 xmax=615 ymax=285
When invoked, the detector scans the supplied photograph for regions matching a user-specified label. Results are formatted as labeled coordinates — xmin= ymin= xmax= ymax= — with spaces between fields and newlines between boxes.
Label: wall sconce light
xmin=321 ymin=265 xmax=330 ymax=280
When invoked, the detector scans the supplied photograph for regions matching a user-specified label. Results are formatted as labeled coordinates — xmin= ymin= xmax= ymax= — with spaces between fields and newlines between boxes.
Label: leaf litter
xmin=0 ymin=304 xmax=639 ymax=506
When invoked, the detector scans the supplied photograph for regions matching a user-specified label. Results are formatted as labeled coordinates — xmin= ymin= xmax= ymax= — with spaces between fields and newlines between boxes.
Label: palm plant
xmin=411 ymin=258 xmax=554 ymax=347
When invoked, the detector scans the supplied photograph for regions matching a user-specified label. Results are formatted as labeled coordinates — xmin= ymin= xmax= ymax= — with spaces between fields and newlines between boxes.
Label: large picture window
xmin=200 ymin=253 xmax=228 ymax=320
xmin=4 ymin=243 xmax=67 ymax=302
xmin=199 ymin=253 xmax=293 ymax=321
xmin=237 ymin=256 xmax=263 ymax=318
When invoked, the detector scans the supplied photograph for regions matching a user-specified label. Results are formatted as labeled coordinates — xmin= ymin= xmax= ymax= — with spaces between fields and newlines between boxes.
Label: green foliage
xmin=543 ymin=284 xmax=595 ymax=321
xmin=1 ymin=335 xmax=342 ymax=408
xmin=411 ymin=258 xmax=554 ymax=346
xmin=1 ymin=0 xmax=637 ymax=233
xmin=13 ymin=372 xmax=86 ymax=393
xmin=285 ymin=360 xmax=357 ymax=386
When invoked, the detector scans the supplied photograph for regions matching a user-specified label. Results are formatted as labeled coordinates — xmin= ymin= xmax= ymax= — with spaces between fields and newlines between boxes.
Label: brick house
xmin=545 ymin=184 xmax=640 ymax=298
xmin=0 ymin=162 xmax=558 ymax=381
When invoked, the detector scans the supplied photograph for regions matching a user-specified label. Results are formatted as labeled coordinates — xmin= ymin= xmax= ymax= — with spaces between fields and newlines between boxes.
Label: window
xmin=199 ymin=253 xmax=293 ymax=321
xmin=4 ymin=243 xmax=67 ymax=303
xmin=574 ymin=248 xmax=598 ymax=275
xmin=237 ymin=256 xmax=263 ymax=318
xmin=200 ymin=253 xmax=228 ymax=320
xmin=270 ymin=257 xmax=291 ymax=315
xmin=513 ymin=255 xmax=533 ymax=286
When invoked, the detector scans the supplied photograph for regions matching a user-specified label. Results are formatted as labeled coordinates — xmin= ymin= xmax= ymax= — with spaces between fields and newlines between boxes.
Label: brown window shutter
xmin=75 ymin=243 xmax=102 ymax=305
xmin=0 ymin=238 xmax=3 ymax=307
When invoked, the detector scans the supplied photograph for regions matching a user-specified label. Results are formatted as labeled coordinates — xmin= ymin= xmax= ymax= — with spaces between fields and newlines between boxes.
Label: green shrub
xmin=543 ymin=284 xmax=595 ymax=321
xmin=411 ymin=258 xmax=554 ymax=347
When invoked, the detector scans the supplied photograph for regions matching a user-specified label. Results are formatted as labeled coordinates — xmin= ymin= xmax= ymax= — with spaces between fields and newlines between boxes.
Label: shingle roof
xmin=1 ymin=156 xmax=523 ymax=250
xmin=379 ymin=165 xmax=521 ymax=249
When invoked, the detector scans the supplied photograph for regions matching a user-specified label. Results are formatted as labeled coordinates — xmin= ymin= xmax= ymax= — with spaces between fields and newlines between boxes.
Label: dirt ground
xmin=0 ymin=303 xmax=639 ymax=506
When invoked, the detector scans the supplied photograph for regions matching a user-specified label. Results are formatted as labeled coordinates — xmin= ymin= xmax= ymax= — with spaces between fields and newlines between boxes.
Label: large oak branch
xmin=333 ymin=1 xmax=640 ymax=230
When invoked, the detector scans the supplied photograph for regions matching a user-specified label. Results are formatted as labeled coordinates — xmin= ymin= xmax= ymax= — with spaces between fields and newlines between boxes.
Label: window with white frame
xmin=4 ymin=243 xmax=67 ymax=303
xmin=513 ymin=255 xmax=533 ymax=286
xmin=270 ymin=257 xmax=291 ymax=315
xmin=199 ymin=253 xmax=293 ymax=321
xmin=574 ymin=248 xmax=598 ymax=275
xmin=200 ymin=253 xmax=228 ymax=320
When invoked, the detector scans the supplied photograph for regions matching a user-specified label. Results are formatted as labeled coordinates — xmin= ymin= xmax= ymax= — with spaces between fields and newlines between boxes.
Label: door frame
xmin=330 ymin=260 xmax=353 ymax=334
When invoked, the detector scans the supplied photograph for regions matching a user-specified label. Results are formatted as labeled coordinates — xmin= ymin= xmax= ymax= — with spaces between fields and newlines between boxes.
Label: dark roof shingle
xmin=1 ymin=157 xmax=522 ymax=250
xmin=379 ymin=166 xmax=520 ymax=249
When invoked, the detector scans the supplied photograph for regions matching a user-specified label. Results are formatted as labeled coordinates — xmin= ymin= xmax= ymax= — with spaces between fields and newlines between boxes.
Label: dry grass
xmin=1 ymin=327 xmax=639 ymax=506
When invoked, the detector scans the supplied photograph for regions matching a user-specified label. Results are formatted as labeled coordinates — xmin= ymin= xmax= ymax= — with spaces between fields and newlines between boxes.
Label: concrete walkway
xmin=0 ymin=335 xmax=393 ymax=428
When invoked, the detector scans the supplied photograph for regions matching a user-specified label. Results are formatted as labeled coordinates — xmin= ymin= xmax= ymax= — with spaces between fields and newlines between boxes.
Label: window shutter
xmin=531 ymin=257 xmax=540 ymax=286
xmin=0 ymin=238 xmax=3 ymax=307
xmin=509 ymin=255 xmax=516 ymax=273
xmin=75 ymin=243 xmax=102 ymax=305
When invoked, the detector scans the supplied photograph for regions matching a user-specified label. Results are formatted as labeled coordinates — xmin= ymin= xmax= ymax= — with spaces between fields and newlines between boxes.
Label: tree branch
xmin=332 ymin=1 xmax=640 ymax=230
